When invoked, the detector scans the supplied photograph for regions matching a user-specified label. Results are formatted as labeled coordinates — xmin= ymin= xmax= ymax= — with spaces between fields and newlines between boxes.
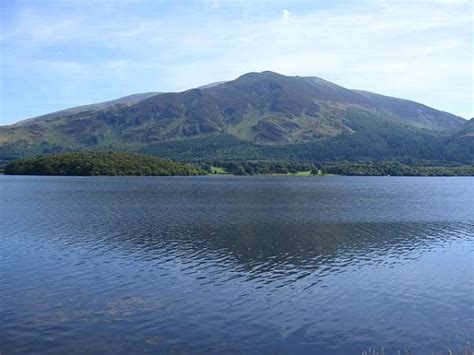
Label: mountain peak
xmin=236 ymin=71 xmax=286 ymax=80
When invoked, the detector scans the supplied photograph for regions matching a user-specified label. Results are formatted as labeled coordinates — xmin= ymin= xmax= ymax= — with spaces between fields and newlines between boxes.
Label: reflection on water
xmin=1 ymin=176 xmax=473 ymax=353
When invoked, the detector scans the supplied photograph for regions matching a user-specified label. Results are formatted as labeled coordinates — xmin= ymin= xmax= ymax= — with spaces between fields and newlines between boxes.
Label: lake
xmin=1 ymin=176 xmax=473 ymax=354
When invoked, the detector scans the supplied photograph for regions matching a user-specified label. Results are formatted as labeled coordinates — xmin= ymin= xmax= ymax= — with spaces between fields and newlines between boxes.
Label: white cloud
xmin=282 ymin=9 xmax=292 ymax=21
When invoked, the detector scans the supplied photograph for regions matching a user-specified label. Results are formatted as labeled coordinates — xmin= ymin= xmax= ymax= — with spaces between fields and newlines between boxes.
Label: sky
xmin=0 ymin=0 xmax=472 ymax=125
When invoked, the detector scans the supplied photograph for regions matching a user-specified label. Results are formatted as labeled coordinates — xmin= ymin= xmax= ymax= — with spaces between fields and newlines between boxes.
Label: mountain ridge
xmin=11 ymin=92 xmax=161 ymax=127
xmin=0 ymin=71 xmax=470 ymax=163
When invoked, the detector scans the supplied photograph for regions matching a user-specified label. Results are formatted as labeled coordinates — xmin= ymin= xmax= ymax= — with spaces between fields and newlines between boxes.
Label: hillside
xmin=13 ymin=92 xmax=160 ymax=126
xmin=3 ymin=151 xmax=206 ymax=176
xmin=0 ymin=71 xmax=470 ymax=163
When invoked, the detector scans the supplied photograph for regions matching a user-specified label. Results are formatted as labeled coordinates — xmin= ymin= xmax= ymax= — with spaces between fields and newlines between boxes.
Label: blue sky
xmin=0 ymin=0 xmax=472 ymax=124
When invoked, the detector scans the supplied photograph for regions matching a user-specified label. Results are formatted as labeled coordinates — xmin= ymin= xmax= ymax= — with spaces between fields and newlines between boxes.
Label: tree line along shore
xmin=1 ymin=151 xmax=473 ymax=176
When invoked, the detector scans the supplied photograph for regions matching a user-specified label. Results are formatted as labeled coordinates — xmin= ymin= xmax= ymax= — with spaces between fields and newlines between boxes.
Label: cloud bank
xmin=0 ymin=0 xmax=472 ymax=123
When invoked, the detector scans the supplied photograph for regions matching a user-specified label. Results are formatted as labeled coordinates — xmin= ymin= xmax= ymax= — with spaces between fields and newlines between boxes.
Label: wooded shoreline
xmin=2 ymin=152 xmax=473 ymax=176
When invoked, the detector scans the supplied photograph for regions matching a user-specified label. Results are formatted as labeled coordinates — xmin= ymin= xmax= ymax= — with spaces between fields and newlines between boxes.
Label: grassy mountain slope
xmin=141 ymin=112 xmax=472 ymax=164
xmin=14 ymin=92 xmax=160 ymax=126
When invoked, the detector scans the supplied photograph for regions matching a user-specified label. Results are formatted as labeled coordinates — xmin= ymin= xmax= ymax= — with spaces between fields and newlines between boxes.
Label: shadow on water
xmin=70 ymin=218 xmax=472 ymax=275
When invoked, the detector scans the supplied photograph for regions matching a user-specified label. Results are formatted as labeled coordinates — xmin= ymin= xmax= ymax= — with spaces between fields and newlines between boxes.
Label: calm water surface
xmin=1 ymin=176 xmax=473 ymax=354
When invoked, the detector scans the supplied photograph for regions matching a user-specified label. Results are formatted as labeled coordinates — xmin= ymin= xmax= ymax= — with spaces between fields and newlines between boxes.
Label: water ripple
xmin=1 ymin=176 xmax=473 ymax=354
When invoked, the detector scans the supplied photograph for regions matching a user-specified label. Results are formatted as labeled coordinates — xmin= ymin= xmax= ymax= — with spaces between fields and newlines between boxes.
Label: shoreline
xmin=2 ymin=173 xmax=473 ymax=177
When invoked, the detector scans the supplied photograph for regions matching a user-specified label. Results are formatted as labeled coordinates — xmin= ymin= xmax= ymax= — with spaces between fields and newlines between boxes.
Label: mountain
xmin=0 ymin=71 xmax=470 ymax=163
xmin=453 ymin=118 xmax=474 ymax=138
xmin=14 ymin=92 xmax=160 ymax=125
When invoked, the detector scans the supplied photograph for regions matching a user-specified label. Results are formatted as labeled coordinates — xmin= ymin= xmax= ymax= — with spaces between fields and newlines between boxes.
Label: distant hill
xmin=0 ymin=71 xmax=470 ymax=163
